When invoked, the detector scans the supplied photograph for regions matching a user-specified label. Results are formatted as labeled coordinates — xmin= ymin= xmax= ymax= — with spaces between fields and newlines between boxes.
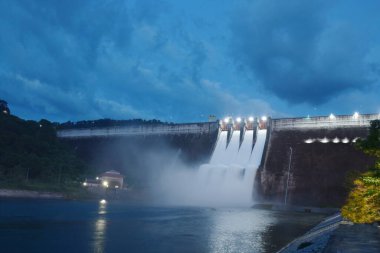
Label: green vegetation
xmin=342 ymin=120 xmax=380 ymax=223
xmin=0 ymin=113 xmax=87 ymax=195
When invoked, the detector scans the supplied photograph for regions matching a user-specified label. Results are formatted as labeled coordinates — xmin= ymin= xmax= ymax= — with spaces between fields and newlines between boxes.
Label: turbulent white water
xmin=209 ymin=131 xmax=228 ymax=164
xmin=196 ymin=128 xmax=267 ymax=206
xmin=235 ymin=130 xmax=253 ymax=165
xmin=248 ymin=129 xmax=267 ymax=168
xmin=155 ymin=128 xmax=267 ymax=207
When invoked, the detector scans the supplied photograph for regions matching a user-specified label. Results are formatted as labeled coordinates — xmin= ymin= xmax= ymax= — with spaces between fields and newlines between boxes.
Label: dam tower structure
xmin=197 ymin=116 xmax=268 ymax=206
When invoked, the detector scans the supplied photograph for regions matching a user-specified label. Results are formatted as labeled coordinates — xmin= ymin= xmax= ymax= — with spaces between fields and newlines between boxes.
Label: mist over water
xmin=152 ymin=129 xmax=267 ymax=207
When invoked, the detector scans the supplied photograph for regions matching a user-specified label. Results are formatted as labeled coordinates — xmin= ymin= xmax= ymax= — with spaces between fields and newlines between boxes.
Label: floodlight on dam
xmin=320 ymin=137 xmax=329 ymax=143
xmin=221 ymin=117 xmax=233 ymax=131
xmin=352 ymin=112 xmax=359 ymax=119
xmin=329 ymin=113 xmax=336 ymax=120
xmin=333 ymin=137 xmax=340 ymax=143
xmin=304 ymin=138 xmax=315 ymax=144
xmin=342 ymin=138 xmax=349 ymax=143
xmin=352 ymin=137 xmax=359 ymax=143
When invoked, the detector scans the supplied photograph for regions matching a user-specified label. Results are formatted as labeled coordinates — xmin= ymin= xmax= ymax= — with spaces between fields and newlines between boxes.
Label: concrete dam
xmin=58 ymin=113 xmax=379 ymax=207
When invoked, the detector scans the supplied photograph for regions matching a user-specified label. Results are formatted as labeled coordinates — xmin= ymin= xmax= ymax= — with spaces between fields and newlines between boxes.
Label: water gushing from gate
xmin=196 ymin=127 xmax=267 ymax=206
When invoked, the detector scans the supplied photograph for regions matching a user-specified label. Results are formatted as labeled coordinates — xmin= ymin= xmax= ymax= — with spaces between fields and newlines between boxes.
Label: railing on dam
xmin=57 ymin=122 xmax=219 ymax=138
xmin=272 ymin=113 xmax=380 ymax=130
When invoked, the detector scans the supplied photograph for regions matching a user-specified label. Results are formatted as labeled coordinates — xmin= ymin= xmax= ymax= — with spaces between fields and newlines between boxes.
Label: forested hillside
xmin=0 ymin=113 xmax=86 ymax=191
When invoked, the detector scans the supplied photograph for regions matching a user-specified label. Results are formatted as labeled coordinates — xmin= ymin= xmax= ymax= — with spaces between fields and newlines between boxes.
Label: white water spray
xmin=155 ymin=127 xmax=267 ymax=207
xmin=195 ymin=129 xmax=267 ymax=206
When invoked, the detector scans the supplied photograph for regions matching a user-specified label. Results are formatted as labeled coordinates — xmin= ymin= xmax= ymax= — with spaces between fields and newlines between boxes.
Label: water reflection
xmin=93 ymin=200 xmax=108 ymax=253
xmin=258 ymin=211 xmax=326 ymax=253
xmin=208 ymin=209 xmax=275 ymax=253
xmin=0 ymin=199 xmax=327 ymax=253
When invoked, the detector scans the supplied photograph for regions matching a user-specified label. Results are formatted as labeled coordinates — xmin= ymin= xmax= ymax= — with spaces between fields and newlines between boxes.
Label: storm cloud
xmin=1 ymin=0 xmax=269 ymax=122
xmin=230 ymin=0 xmax=380 ymax=105
xmin=0 ymin=0 xmax=379 ymax=122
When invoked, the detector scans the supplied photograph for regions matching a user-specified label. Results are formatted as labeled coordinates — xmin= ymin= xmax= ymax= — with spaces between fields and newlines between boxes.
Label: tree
xmin=342 ymin=120 xmax=380 ymax=223
xmin=0 ymin=99 xmax=10 ymax=115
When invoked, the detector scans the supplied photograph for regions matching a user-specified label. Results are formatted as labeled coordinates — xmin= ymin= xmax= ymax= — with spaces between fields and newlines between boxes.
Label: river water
xmin=0 ymin=199 xmax=325 ymax=253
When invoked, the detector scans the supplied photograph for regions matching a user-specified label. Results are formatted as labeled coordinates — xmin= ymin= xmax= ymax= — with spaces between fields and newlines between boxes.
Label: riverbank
xmin=0 ymin=180 xmax=92 ymax=199
xmin=0 ymin=189 xmax=65 ymax=199
xmin=277 ymin=213 xmax=380 ymax=252
xmin=0 ymin=186 xmax=131 ymax=201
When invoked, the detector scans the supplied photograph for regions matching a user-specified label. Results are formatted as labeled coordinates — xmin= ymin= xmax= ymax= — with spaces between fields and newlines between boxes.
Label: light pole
xmin=284 ymin=147 xmax=293 ymax=205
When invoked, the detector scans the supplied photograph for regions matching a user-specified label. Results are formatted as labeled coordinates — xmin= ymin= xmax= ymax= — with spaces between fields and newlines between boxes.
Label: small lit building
xmin=100 ymin=170 xmax=124 ymax=189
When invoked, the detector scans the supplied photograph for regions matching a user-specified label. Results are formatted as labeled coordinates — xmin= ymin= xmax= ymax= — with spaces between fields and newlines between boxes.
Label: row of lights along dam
xmin=328 ymin=112 xmax=360 ymax=120
xmin=219 ymin=116 xmax=268 ymax=131
xmin=220 ymin=112 xmax=363 ymax=125
xmin=304 ymin=137 xmax=360 ymax=144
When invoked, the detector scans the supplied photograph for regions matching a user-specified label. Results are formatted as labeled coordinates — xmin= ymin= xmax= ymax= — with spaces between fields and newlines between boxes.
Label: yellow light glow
xmin=102 ymin=181 xmax=109 ymax=188
xmin=83 ymin=182 xmax=87 ymax=186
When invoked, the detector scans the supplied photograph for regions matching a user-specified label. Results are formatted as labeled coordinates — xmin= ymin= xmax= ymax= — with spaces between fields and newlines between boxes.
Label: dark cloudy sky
xmin=1 ymin=0 xmax=379 ymax=122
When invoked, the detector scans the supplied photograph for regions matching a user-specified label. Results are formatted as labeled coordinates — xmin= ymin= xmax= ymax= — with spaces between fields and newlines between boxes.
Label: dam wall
xmin=57 ymin=113 xmax=379 ymax=207
xmin=256 ymin=113 xmax=379 ymax=207
xmin=57 ymin=122 xmax=218 ymax=138
xmin=272 ymin=113 xmax=379 ymax=130
xmin=59 ymin=124 xmax=219 ymax=190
